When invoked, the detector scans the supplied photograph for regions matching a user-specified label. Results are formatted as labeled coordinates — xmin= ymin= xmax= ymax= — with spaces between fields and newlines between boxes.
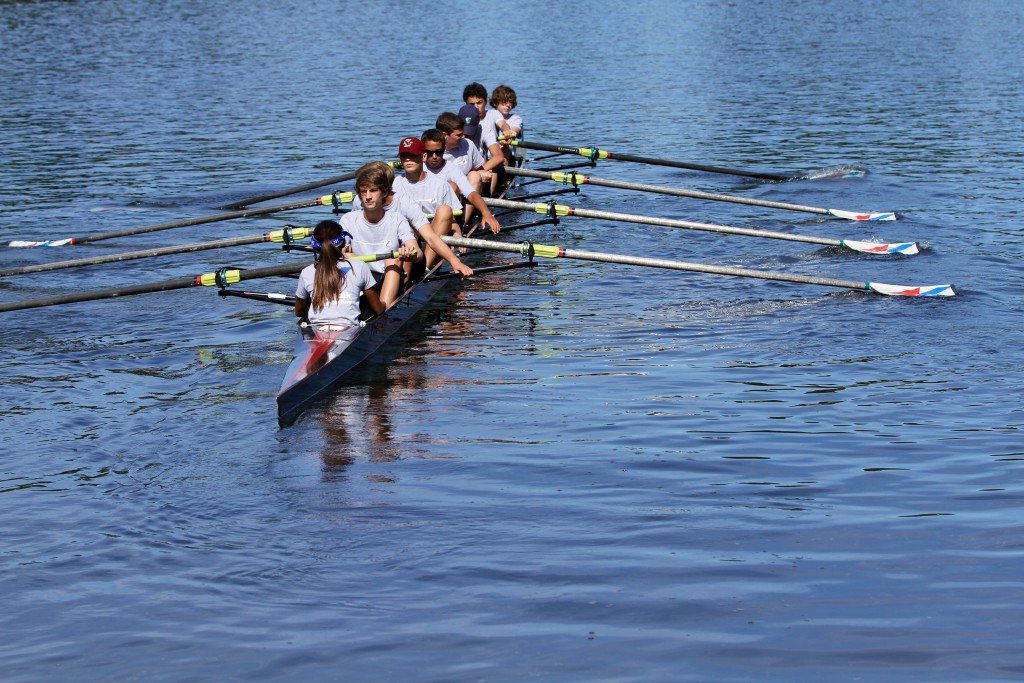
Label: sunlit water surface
xmin=1 ymin=1 xmax=1023 ymax=681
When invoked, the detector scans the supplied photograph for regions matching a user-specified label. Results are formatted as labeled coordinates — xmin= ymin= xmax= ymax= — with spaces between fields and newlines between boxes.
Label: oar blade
xmin=828 ymin=208 xmax=898 ymax=221
xmin=801 ymin=166 xmax=867 ymax=181
xmin=842 ymin=239 xmax=920 ymax=255
xmin=868 ymin=282 xmax=956 ymax=297
xmin=8 ymin=238 xmax=75 ymax=248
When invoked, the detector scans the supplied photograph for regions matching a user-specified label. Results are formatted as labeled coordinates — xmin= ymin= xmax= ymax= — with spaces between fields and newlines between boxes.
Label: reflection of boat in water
xmin=277 ymin=158 xmax=534 ymax=428
xmin=278 ymin=269 xmax=470 ymax=427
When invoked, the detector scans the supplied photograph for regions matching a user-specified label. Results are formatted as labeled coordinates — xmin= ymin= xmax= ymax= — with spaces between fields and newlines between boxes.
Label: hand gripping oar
xmin=221 ymin=172 xmax=358 ymax=210
xmin=0 ymin=226 xmax=313 ymax=278
xmin=441 ymin=237 xmax=955 ymax=298
xmin=507 ymin=139 xmax=792 ymax=182
xmin=504 ymin=167 xmax=897 ymax=221
xmin=483 ymin=198 xmax=918 ymax=255
xmin=0 ymin=250 xmax=399 ymax=313
xmin=7 ymin=192 xmax=353 ymax=248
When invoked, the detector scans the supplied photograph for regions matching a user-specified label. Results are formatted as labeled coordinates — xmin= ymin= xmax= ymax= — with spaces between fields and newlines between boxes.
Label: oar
xmin=221 ymin=172 xmax=358 ymax=210
xmin=504 ymin=167 xmax=897 ymax=221
xmin=484 ymin=198 xmax=918 ymax=255
xmin=0 ymin=226 xmax=313 ymax=278
xmin=507 ymin=139 xmax=793 ymax=182
xmin=0 ymin=249 xmax=397 ymax=313
xmin=442 ymin=237 xmax=955 ymax=298
xmin=7 ymin=192 xmax=353 ymax=248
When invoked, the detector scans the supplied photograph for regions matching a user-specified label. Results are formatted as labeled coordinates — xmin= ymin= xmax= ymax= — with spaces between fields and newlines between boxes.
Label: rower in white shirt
xmin=421 ymin=128 xmax=500 ymax=234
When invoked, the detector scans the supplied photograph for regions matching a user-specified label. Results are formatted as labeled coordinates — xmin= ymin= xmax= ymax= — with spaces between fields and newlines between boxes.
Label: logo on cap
xmin=398 ymin=136 xmax=425 ymax=156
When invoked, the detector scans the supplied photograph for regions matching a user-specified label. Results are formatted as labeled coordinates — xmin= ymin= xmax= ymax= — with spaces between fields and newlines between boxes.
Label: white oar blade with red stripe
xmin=842 ymin=239 xmax=920 ymax=255
xmin=828 ymin=208 xmax=897 ymax=221
xmin=868 ymin=282 xmax=956 ymax=297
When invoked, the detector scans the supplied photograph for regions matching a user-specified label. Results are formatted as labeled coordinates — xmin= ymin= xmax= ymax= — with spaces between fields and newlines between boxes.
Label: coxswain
xmin=294 ymin=220 xmax=384 ymax=329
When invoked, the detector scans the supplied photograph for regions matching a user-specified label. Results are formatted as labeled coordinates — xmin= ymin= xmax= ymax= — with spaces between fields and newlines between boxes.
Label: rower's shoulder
xmin=482 ymin=108 xmax=503 ymax=123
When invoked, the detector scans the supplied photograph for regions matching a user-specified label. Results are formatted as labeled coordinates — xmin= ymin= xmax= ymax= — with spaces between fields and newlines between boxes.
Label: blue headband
xmin=310 ymin=231 xmax=351 ymax=249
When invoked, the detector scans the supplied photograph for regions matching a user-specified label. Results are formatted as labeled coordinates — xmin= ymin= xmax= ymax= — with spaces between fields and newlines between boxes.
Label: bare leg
xmin=379 ymin=260 xmax=404 ymax=307
xmin=423 ymin=205 xmax=456 ymax=268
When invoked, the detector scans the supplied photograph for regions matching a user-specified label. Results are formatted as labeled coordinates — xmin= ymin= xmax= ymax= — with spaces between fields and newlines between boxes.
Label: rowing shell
xmin=276 ymin=156 xmax=525 ymax=427
xmin=276 ymin=273 xmax=454 ymax=426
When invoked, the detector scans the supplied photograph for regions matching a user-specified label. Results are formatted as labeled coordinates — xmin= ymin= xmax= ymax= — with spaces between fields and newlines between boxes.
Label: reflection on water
xmin=317 ymin=382 xmax=404 ymax=479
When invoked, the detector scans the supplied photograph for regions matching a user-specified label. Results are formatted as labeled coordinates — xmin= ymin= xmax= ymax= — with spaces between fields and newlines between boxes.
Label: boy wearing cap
xmin=458 ymin=103 xmax=483 ymax=149
xmin=422 ymin=128 xmax=500 ymax=234
xmin=462 ymin=82 xmax=489 ymax=144
xmin=393 ymin=136 xmax=475 ymax=267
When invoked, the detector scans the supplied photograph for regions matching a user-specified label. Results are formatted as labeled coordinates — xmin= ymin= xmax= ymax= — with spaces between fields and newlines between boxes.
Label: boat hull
xmin=276 ymin=275 xmax=449 ymax=426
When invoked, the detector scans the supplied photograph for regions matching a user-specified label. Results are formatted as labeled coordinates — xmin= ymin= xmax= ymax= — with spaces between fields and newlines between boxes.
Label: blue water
xmin=2 ymin=1 xmax=1023 ymax=681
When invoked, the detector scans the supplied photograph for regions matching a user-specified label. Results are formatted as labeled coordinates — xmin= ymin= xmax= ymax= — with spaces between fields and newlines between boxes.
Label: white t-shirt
xmin=338 ymin=210 xmax=415 ymax=274
xmin=506 ymin=113 xmax=523 ymax=138
xmin=295 ymin=258 xmax=376 ymax=327
xmin=426 ymin=161 xmax=475 ymax=199
xmin=479 ymin=108 xmax=505 ymax=155
xmin=444 ymin=138 xmax=484 ymax=176
xmin=393 ymin=172 xmax=461 ymax=216
xmin=351 ymin=192 xmax=429 ymax=231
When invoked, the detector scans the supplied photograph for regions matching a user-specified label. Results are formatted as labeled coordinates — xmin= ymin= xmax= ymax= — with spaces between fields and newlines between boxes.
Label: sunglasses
xmin=424 ymin=148 xmax=445 ymax=157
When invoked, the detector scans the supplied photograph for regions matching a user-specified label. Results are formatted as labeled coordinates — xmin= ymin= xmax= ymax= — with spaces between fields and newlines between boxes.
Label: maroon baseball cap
xmin=398 ymin=136 xmax=425 ymax=156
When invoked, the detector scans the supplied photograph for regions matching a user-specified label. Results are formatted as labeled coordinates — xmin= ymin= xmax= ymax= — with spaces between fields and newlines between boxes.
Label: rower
xmin=436 ymin=111 xmax=486 ymax=193
xmin=421 ymin=128 xmax=500 ymax=234
xmin=462 ymin=82 xmax=506 ymax=189
xmin=294 ymin=220 xmax=383 ymax=330
xmin=393 ymin=136 xmax=477 ymax=258
xmin=459 ymin=84 xmax=485 ymax=149
xmin=340 ymin=164 xmax=420 ymax=307
xmin=459 ymin=104 xmax=482 ymax=146
xmin=481 ymin=84 xmax=522 ymax=192
xmin=350 ymin=160 xmax=473 ymax=278
xmin=437 ymin=110 xmax=487 ymax=226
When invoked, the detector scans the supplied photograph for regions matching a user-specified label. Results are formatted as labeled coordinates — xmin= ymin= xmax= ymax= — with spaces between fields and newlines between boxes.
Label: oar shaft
xmin=0 ymin=227 xmax=311 ymax=278
xmin=9 ymin=191 xmax=350 ymax=248
xmin=0 ymin=250 xmax=404 ymax=313
xmin=484 ymin=197 xmax=840 ymax=247
xmin=222 ymin=171 xmax=358 ymax=210
xmin=0 ymin=263 xmax=307 ymax=313
xmin=510 ymin=140 xmax=791 ymax=181
xmin=443 ymin=236 xmax=867 ymax=290
xmin=69 ymin=199 xmax=320 ymax=245
xmin=0 ymin=275 xmax=200 ymax=312
xmin=504 ymin=167 xmax=830 ymax=216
